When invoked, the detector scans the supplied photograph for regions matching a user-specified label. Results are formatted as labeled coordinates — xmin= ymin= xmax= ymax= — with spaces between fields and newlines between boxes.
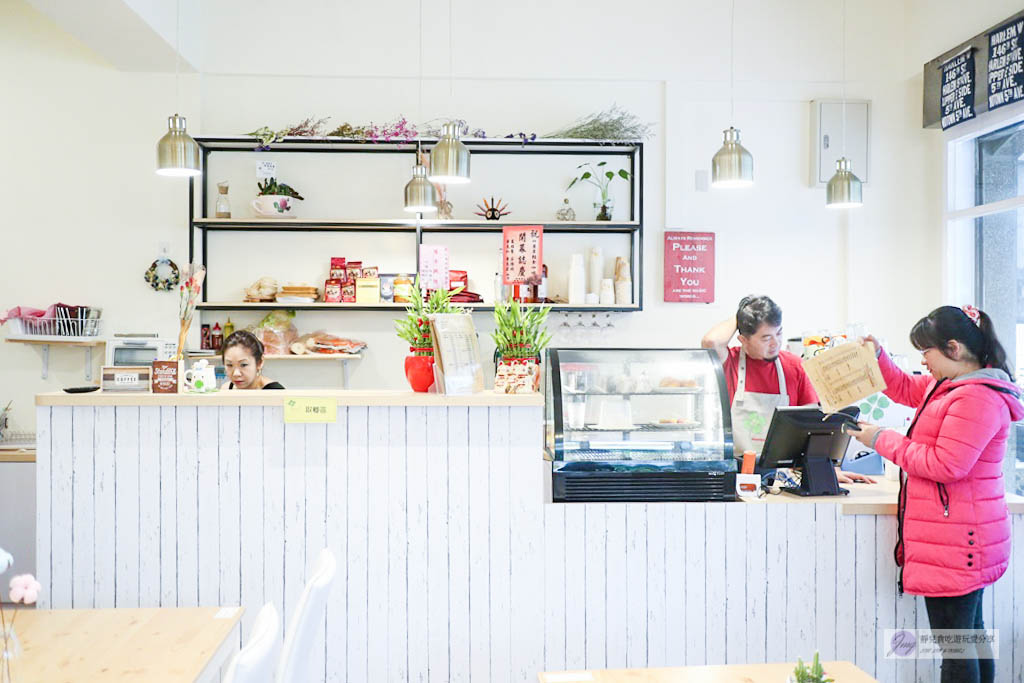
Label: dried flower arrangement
xmin=546 ymin=104 xmax=653 ymax=140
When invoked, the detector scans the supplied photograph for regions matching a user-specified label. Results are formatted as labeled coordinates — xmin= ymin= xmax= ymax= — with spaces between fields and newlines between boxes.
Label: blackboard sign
xmin=940 ymin=49 xmax=975 ymax=129
xmin=988 ymin=18 xmax=1024 ymax=110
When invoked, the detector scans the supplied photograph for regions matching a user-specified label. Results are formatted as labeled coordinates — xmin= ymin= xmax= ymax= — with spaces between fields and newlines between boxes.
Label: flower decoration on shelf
xmin=394 ymin=276 xmax=465 ymax=357
xmin=256 ymin=178 xmax=304 ymax=200
xmin=244 ymin=115 xmax=543 ymax=149
xmin=474 ymin=197 xmax=511 ymax=220
xmin=143 ymin=257 xmax=181 ymax=292
xmin=546 ymin=104 xmax=653 ymax=140
xmin=247 ymin=116 xmax=331 ymax=150
xmin=176 ymin=264 xmax=206 ymax=360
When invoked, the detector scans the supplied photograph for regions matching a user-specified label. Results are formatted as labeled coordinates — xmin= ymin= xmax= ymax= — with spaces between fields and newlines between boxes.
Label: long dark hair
xmin=222 ymin=330 xmax=264 ymax=364
xmin=909 ymin=306 xmax=1012 ymax=379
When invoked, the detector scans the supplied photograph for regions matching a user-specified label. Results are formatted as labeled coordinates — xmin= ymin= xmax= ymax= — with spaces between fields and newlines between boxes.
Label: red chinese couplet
xmin=664 ymin=231 xmax=715 ymax=303
xmin=502 ymin=225 xmax=544 ymax=285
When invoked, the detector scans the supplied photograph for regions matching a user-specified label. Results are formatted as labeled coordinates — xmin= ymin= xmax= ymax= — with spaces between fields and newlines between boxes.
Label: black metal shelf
xmin=195 ymin=302 xmax=642 ymax=312
xmin=188 ymin=136 xmax=644 ymax=309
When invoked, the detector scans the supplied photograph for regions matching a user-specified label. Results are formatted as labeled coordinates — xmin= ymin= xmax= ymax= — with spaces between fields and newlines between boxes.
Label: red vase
xmin=404 ymin=354 xmax=435 ymax=392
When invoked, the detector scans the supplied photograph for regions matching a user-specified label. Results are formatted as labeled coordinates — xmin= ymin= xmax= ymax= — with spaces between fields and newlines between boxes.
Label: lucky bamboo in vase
xmin=393 ymin=275 xmax=464 ymax=355
xmin=491 ymin=300 xmax=552 ymax=361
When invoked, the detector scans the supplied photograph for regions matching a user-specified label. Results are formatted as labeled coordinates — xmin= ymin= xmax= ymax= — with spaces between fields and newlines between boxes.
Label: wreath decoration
xmin=144 ymin=258 xmax=181 ymax=292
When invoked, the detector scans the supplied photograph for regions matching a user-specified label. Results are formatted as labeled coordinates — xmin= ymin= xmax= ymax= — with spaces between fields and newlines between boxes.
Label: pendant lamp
xmin=711 ymin=0 xmax=753 ymax=189
xmin=826 ymin=0 xmax=862 ymax=208
xmin=427 ymin=0 xmax=471 ymax=184
xmin=428 ymin=122 xmax=471 ymax=184
xmin=156 ymin=0 xmax=200 ymax=177
xmin=404 ymin=157 xmax=438 ymax=213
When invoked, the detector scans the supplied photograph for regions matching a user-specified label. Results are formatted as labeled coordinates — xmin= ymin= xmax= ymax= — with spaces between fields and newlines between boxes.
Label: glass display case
xmin=545 ymin=348 xmax=737 ymax=502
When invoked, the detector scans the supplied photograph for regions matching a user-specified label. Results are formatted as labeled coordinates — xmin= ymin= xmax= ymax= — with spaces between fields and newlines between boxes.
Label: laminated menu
xmin=802 ymin=341 xmax=887 ymax=415
xmin=428 ymin=313 xmax=484 ymax=395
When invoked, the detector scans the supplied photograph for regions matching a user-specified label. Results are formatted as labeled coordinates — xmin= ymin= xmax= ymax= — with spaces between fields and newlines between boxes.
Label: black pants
xmin=923 ymin=587 xmax=994 ymax=683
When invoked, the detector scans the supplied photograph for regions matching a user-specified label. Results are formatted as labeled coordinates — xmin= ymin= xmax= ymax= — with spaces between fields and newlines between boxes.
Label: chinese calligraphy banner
xmin=664 ymin=231 xmax=715 ymax=303
xmin=419 ymin=244 xmax=450 ymax=291
xmin=502 ymin=225 xmax=544 ymax=285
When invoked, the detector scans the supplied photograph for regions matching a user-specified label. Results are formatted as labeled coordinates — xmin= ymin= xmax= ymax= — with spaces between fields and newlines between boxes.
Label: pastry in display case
xmin=545 ymin=348 xmax=736 ymax=502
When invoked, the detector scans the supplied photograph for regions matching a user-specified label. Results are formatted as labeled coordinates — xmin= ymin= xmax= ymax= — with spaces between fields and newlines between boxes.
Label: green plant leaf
xmin=604 ymin=171 xmax=613 ymax=180
xmin=567 ymin=178 xmax=577 ymax=190
xmin=597 ymin=161 xmax=607 ymax=166
xmin=618 ymin=169 xmax=630 ymax=179
xmin=581 ymin=171 xmax=592 ymax=180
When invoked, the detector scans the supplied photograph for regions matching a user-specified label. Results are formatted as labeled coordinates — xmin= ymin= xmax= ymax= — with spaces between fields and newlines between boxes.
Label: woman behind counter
xmin=221 ymin=330 xmax=285 ymax=390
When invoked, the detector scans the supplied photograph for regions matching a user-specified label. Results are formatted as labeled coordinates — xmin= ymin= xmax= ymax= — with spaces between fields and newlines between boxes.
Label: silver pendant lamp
xmin=156 ymin=0 xmax=200 ymax=177
xmin=404 ymin=151 xmax=438 ymax=213
xmin=427 ymin=0 xmax=471 ymax=184
xmin=711 ymin=0 xmax=753 ymax=189
xmin=403 ymin=0 xmax=438 ymax=213
xmin=826 ymin=0 xmax=862 ymax=208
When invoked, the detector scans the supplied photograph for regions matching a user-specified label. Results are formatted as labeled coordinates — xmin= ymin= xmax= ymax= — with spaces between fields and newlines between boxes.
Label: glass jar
xmin=393 ymin=274 xmax=413 ymax=303
xmin=1 ymin=623 xmax=21 ymax=683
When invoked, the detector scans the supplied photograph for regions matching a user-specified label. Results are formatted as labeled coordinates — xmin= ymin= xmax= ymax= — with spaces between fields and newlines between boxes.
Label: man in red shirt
xmin=702 ymin=295 xmax=873 ymax=483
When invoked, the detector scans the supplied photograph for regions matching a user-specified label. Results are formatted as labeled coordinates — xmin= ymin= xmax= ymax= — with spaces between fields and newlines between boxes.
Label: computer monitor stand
xmin=782 ymin=434 xmax=850 ymax=497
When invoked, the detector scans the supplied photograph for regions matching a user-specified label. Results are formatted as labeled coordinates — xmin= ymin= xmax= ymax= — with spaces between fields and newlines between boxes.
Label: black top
xmin=228 ymin=381 xmax=286 ymax=390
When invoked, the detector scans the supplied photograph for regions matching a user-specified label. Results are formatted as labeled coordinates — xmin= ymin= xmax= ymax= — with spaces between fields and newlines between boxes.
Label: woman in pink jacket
xmin=852 ymin=305 xmax=1022 ymax=683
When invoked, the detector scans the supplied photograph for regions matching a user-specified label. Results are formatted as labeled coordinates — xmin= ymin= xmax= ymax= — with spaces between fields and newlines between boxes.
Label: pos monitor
xmin=757 ymin=405 xmax=860 ymax=497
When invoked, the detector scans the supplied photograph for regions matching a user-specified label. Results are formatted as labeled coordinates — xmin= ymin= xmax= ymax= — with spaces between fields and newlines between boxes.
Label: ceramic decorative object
xmin=184 ymin=359 xmax=217 ymax=393
xmin=555 ymin=198 xmax=576 ymax=221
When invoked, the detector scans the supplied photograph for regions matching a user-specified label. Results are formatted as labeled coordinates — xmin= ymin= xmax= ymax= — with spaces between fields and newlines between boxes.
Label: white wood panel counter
xmin=35 ymin=393 xmax=1024 ymax=683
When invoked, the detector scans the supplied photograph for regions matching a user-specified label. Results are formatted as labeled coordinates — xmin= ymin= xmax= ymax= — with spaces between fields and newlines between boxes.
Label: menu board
xmin=663 ymin=231 xmax=715 ymax=303
xmin=940 ymin=48 xmax=975 ymax=130
xmin=502 ymin=225 xmax=543 ymax=285
xmin=802 ymin=342 xmax=887 ymax=415
xmin=419 ymin=244 xmax=450 ymax=291
xmin=988 ymin=18 xmax=1024 ymax=111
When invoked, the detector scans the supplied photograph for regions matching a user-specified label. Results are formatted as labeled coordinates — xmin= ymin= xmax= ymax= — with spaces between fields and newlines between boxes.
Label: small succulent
xmin=256 ymin=178 xmax=304 ymax=200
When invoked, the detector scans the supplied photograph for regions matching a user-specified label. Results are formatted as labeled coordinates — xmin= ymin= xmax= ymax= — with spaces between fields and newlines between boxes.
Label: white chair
xmin=222 ymin=602 xmax=281 ymax=683
xmin=275 ymin=548 xmax=337 ymax=683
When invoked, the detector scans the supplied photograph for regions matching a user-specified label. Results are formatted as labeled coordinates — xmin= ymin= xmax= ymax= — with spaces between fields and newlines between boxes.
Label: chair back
xmin=222 ymin=602 xmax=280 ymax=683
xmin=275 ymin=548 xmax=337 ymax=683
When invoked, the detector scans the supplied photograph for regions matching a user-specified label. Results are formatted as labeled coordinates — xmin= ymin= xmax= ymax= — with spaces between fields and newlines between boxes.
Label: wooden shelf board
xmin=5 ymin=337 xmax=105 ymax=347
xmin=186 ymin=351 xmax=361 ymax=361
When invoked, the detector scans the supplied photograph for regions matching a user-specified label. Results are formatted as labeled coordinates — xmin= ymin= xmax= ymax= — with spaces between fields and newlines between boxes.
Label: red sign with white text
xmin=664 ymin=231 xmax=715 ymax=303
xmin=502 ymin=225 xmax=544 ymax=285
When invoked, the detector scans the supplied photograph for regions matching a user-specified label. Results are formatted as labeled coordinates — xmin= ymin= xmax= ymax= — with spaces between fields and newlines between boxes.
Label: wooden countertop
xmin=539 ymin=660 xmax=877 ymax=682
xmin=15 ymin=606 xmax=242 ymax=681
xmin=36 ymin=388 xmax=544 ymax=408
xmin=746 ymin=478 xmax=1024 ymax=515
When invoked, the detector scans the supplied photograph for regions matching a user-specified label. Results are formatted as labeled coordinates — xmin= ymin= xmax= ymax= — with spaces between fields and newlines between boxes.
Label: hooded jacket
xmin=873 ymin=348 xmax=1023 ymax=597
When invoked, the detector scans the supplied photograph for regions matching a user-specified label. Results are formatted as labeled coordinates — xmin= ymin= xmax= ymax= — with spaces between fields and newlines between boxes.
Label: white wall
xmin=3 ymin=0 xmax=1009 ymax=430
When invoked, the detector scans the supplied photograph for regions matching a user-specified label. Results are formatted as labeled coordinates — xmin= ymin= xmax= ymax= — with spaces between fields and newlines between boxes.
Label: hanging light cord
xmin=173 ymin=0 xmax=181 ymax=115
xmin=729 ymin=0 xmax=735 ymax=124
xmin=841 ymin=0 xmax=847 ymax=158
xmin=418 ymin=0 xmax=424 ymax=125
xmin=448 ymin=0 xmax=454 ymax=117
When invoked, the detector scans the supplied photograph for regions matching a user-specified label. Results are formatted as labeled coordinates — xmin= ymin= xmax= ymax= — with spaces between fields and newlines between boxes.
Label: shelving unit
xmin=185 ymin=349 xmax=361 ymax=386
xmin=5 ymin=337 xmax=104 ymax=381
xmin=187 ymin=136 xmax=644 ymax=312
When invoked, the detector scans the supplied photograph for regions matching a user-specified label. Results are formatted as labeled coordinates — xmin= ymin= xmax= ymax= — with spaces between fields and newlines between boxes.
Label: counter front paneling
xmin=34 ymin=391 xmax=1024 ymax=683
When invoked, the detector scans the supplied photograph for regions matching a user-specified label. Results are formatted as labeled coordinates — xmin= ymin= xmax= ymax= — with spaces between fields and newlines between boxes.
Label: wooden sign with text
xmin=664 ymin=231 xmax=714 ymax=303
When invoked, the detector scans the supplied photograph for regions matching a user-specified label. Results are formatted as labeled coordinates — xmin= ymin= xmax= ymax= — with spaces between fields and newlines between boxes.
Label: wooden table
xmin=539 ymin=661 xmax=878 ymax=682
xmin=13 ymin=607 xmax=242 ymax=682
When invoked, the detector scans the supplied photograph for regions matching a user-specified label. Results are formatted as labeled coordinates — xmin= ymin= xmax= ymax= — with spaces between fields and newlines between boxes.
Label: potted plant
xmin=491 ymin=300 xmax=552 ymax=393
xmin=789 ymin=652 xmax=834 ymax=683
xmin=394 ymin=277 xmax=464 ymax=392
xmin=566 ymin=161 xmax=631 ymax=221
xmin=252 ymin=177 xmax=305 ymax=217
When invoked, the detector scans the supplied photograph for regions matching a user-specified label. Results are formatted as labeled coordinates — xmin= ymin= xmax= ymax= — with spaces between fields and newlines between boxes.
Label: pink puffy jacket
xmin=873 ymin=348 xmax=1023 ymax=597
